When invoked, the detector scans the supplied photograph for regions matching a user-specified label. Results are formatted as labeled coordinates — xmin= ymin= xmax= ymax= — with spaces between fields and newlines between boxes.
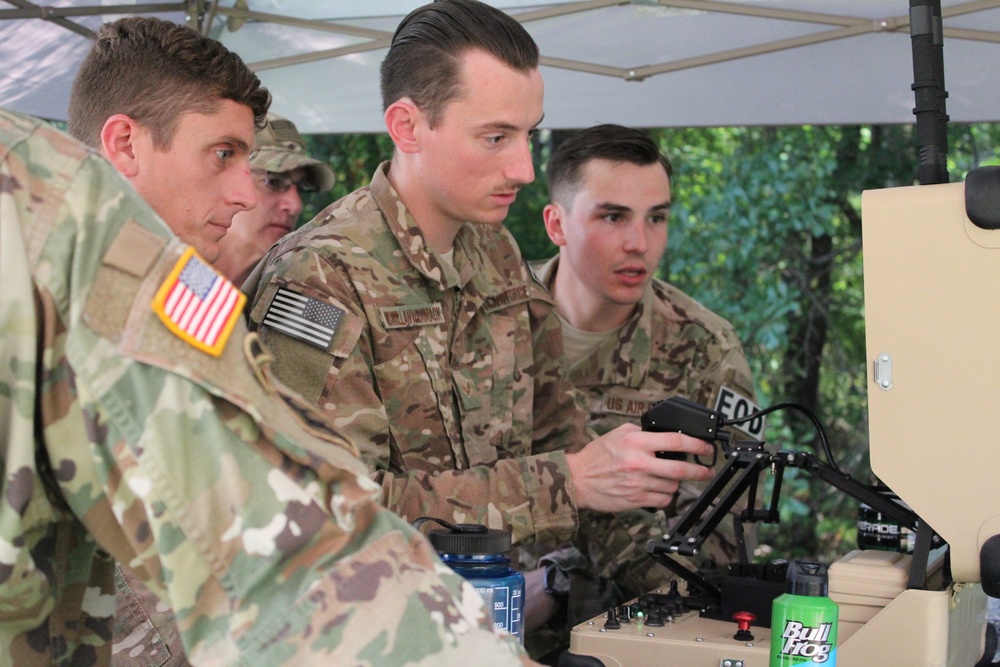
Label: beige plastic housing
xmin=862 ymin=180 xmax=1000 ymax=586
xmin=567 ymin=582 xmax=983 ymax=666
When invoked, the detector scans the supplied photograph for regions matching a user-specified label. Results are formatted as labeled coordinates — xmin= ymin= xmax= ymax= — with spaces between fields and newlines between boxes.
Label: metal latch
xmin=873 ymin=352 xmax=892 ymax=390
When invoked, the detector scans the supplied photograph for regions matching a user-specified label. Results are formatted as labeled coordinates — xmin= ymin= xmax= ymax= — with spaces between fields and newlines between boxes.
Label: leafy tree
xmin=299 ymin=133 xmax=393 ymax=223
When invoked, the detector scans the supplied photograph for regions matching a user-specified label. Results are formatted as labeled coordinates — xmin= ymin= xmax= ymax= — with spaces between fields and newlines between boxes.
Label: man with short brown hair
xmin=246 ymin=6 xmax=716 ymax=653
xmin=67 ymin=16 xmax=268 ymax=666
xmin=68 ymin=16 xmax=268 ymax=264
xmin=526 ymin=124 xmax=759 ymax=659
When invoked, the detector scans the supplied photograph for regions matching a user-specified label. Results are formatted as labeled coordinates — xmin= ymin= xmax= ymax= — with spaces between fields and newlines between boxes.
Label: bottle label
xmin=777 ymin=621 xmax=834 ymax=663
xmin=770 ymin=597 xmax=838 ymax=667
xmin=475 ymin=583 xmax=524 ymax=642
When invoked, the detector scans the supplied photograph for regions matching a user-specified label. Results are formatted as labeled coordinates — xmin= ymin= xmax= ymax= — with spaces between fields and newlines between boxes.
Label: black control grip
xmin=641 ymin=397 xmax=721 ymax=462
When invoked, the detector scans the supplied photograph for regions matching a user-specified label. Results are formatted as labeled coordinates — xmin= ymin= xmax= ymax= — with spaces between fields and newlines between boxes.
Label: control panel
xmin=562 ymin=585 xmax=771 ymax=667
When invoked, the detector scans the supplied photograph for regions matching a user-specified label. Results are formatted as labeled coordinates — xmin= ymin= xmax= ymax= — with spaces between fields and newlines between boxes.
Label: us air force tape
xmin=714 ymin=386 xmax=765 ymax=440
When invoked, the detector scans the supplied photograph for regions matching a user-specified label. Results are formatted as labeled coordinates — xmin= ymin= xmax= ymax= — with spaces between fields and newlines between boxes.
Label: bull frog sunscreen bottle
xmin=770 ymin=560 xmax=839 ymax=666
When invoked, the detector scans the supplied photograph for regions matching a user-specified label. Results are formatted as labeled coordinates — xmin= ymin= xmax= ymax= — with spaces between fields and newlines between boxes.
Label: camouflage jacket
xmin=0 ymin=109 xmax=535 ymax=667
xmin=529 ymin=256 xmax=759 ymax=627
xmin=244 ymin=163 xmax=588 ymax=547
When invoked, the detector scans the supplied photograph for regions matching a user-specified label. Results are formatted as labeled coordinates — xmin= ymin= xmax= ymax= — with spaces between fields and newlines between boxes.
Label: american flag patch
xmin=263 ymin=287 xmax=344 ymax=350
xmin=151 ymin=247 xmax=246 ymax=356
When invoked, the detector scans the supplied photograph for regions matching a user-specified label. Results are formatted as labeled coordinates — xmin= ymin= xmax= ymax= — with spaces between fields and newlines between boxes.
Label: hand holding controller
xmin=642 ymin=396 xmax=723 ymax=465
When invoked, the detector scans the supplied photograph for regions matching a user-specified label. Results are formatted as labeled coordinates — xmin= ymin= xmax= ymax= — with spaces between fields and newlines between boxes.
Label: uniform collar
xmin=370 ymin=161 xmax=470 ymax=290
xmin=541 ymin=254 xmax=653 ymax=387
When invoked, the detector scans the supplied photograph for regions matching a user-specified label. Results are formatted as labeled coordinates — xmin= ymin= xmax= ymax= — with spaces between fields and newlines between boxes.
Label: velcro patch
xmin=263 ymin=286 xmax=345 ymax=350
xmin=379 ymin=303 xmax=445 ymax=329
xmin=152 ymin=247 xmax=245 ymax=357
xmin=714 ymin=386 xmax=765 ymax=440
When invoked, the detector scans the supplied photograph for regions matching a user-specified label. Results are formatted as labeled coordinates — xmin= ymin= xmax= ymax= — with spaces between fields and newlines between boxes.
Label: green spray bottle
xmin=770 ymin=560 xmax=839 ymax=666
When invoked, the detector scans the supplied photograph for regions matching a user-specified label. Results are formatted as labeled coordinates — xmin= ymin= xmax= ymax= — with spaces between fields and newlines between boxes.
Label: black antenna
xmin=909 ymin=0 xmax=949 ymax=185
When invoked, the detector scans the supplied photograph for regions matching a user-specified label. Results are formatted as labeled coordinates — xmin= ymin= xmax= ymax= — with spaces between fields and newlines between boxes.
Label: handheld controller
xmin=642 ymin=396 xmax=724 ymax=463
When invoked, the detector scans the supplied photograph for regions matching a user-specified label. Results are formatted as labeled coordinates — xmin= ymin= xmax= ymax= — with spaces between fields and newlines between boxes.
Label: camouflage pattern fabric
xmin=0 ymin=108 xmax=536 ymax=667
xmin=525 ymin=255 xmax=759 ymax=657
xmin=113 ymin=564 xmax=188 ymax=667
xmin=244 ymin=162 xmax=590 ymax=547
xmin=109 ymin=111 xmax=334 ymax=667
xmin=247 ymin=113 xmax=334 ymax=192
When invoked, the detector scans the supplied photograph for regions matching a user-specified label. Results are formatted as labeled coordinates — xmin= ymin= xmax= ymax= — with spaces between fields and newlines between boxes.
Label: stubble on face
xmin=129 ymin=100 xmax=257 ymax=263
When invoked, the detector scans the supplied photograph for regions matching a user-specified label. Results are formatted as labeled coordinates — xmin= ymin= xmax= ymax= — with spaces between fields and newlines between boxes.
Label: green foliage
xmin=647 ymin=124 xmax=917 ymax=561
xmin=299 ymin=132 xmax=394 ymax=225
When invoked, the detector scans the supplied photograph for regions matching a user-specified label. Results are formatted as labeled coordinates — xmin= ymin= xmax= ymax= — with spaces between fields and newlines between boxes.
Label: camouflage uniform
xmin=526 ymin=255 xmax=759 ymax=654
xmin=0 ymin=109 xmax=535 ymax=667
xmin=244 ymin=162 xmax=589 ymax=545
xmin=111 ymin=112 xmax=336 ymax=667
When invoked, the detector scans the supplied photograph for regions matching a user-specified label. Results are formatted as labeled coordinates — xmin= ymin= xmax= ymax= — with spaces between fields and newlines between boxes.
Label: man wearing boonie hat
xmin=215 ymin=112 xmax=335 ymax=286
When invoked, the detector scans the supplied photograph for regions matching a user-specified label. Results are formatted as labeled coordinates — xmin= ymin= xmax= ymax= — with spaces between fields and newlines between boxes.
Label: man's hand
xmin=565 ymin=423 xmax=715 ymax=513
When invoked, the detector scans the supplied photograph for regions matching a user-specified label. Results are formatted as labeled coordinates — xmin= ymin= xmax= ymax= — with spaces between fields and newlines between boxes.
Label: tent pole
xmin=909 ymin=0 xmax=950 ymax=185
xmin=182 ymin=0 xmax=205 ymax=32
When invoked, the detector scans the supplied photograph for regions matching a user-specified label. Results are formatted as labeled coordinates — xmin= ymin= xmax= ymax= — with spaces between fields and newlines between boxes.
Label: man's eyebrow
xmin=593 ymin=200 xmax=672 ymax=214
xmin=479 ymin=113 xmax=545 ymax=133
xmin=218 ymin=136 xmax=252 ymax=153
xmin=594 ymin=202 xmax=632 ymax=213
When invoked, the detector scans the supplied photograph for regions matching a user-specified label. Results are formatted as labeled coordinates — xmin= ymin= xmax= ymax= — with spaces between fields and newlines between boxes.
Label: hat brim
xmin=251 ymin=147 xmax=335 ymax=192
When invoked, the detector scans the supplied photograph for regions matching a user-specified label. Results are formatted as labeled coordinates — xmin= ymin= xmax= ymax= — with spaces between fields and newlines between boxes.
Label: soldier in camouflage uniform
xmin=0 ymin=107 xmax=538 ymax=666
xmin=524 ymin=124 xmax=760 ymax=658
xmin=215 ymin=113 xmax=334 ymax=286
xmin=66 ymin=17 xmax=268 ymax=666
xmin=244 ymin=0 xmax=716 ymax=638
xmin=112 ymin=113 xmax=334 ymax=667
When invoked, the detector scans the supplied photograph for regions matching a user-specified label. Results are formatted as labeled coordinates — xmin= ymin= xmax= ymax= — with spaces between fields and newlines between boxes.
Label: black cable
xmin=721 ymin=402 xmax=842 ymax=475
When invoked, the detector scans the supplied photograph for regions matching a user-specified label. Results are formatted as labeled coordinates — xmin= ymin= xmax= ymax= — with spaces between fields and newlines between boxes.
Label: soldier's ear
xmin=100 ymin=114 xmax=141 ymax=178
xmin=543 ymin=203 xmax=568 ymax=247
xmin=384 ymin=98 xmax=420 ymax=154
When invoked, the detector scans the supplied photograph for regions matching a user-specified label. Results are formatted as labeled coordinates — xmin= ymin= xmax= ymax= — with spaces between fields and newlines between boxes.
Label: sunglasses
xmin=252 ymin=168 xmax=318 ymax=194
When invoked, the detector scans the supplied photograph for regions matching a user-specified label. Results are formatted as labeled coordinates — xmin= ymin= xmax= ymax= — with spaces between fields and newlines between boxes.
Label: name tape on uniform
xmin=152 ymin=247 xmax=245 ymax=356
xmin=263 ymin=287 xmax=345 ymax=351
xmin=379 ymin=303 xmax=445 ymax=329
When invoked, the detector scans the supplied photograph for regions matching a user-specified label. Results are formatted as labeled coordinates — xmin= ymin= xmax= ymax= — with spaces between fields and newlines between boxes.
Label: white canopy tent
xmin=1 ymin=0 xmax=999 ymax=134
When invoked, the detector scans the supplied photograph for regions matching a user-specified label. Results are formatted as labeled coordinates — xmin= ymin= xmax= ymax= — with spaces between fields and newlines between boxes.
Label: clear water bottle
xmin=413 ymin=517 xmax=525 ymax=643
xmin=770 ymin=560 xmax=839 ymax=666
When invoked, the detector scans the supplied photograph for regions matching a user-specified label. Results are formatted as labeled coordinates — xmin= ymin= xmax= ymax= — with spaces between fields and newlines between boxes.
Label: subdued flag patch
xmin=152 ymin=247 xmax=245 ymax=356
xmin=263 ymin=287 xmax=344 ymax=350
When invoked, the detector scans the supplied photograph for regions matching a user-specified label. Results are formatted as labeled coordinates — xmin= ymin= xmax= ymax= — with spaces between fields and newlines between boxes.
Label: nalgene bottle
xmin=770 ymin=560 xmax=839 ymax=666
xmin=414 ymin=517 xmax=525 ymax=643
